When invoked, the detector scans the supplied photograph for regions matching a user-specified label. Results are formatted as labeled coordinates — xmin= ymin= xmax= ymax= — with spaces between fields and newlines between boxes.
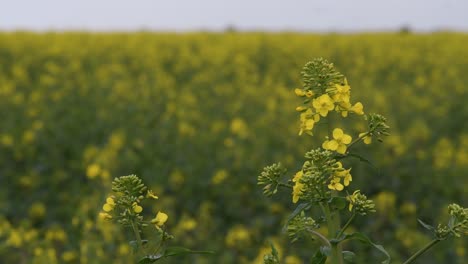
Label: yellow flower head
xmin=86 ymin=164 xmax=101 ymax=179
xmin=350 ymin=102 xmax=364 ymax=115
xmin=347 ymin=190 xmax=361 ymax=211
xmin=299 ymin=109 xmax=315 ymax=135
xmin=292 ymin=171 xmax=304 ymax=203
xmin=99 ymin=212 xmax=113 ymax=220
xmin=146 ymin=190 xmax=159 ymax=199
xmin=102 ymin=197 xmax=115 ymax=212
xmin=132 ymin=202 xmax=143 ymax=213
xmin=312 ymin=94 xmax=335 ymax=117
xmin=151 ymin=211 xmax=168 ymax=227
xmin=328 ymin=177 xmax=344 ymax=191
xmin=359 ymin=132 xmax=372 ymax=144
xmin=332 ymin=79 xmax=351 ymax=103
xmin=337 ymin=168 xmax=352 ymax=186
xmin=294 ymin=88 xmax=305 ymax=97
xmin=323 ymin=128 xmax=352 ymax=154
xmin=106 ymin=197 xmax=115 ymax=206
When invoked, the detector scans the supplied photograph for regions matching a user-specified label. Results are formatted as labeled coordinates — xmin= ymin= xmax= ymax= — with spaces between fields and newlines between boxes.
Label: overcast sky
xmin=1 ymin=0 xmax=467 ymax=32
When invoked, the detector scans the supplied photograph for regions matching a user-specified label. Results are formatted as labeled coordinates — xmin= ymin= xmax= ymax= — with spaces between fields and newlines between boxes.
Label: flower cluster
xmin=290 ymin=148 xmax=356 ymax=203
xmin=295 ymin=59 xmax=364 ymax=136
xmin=435 ymin=203 xmax=468 ymax=239
xmin=346 ymin=190 xmax=376 ymax=215
xmin=99 ymin=175 xmax=168 ymax=231
xmin=287 ymin=212 xmax=318 ymax=243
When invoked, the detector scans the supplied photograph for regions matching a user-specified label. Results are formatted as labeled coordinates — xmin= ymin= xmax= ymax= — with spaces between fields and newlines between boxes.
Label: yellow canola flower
xmin=359 ymin=132 xmax=372 ymax=144
xmin=328 ymin=177 xmax=344 ymax=191
xmin=146 ymin=190 xmax=159 ymax=199
xmin=102 ymin=197 xmax=115 ymax=212
xmin=347 ymin=190 xmax=360 ymax=211
xmin=292 ymin=171 xmax=304 ymax=203
xmin=99 ymin=212 xmax=113 ymax=220
xmin=312 ymin=94 xmax=335 ymax=117
xmin=86 ymin=164 xmax=101 ymax=179
xmin=322 ymin=128 xmax=352 ymax=154
xmin=299 ymin=109 xmax=315 ymax=136
xmin=350 ymin=102 xmax=364 ymax=115
xmin=332 ymin=79 xmax=351 ymax=103
xmin=151 ymin=211 xmax=168 ymax=227
xmin=294 ymin=88 xmax=305 ymax=96
xmin=337 ymin=168 xmax=352 ymax=186
xmin=132 ymin=202 xmax=143 ymax=213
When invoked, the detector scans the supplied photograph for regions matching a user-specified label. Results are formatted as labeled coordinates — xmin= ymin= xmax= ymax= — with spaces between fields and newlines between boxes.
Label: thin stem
xmin=337 ymin=213 xmax=355 ymax=238
xmin=131 ymin=219 xmax=143 ymax=250
xmin=346 ymin=131 xmax=368 ymax=151
xmin=402 ymin=239 xmax=440 ymax=264
xmin=307 ymin=228 xmax=331 ymax=248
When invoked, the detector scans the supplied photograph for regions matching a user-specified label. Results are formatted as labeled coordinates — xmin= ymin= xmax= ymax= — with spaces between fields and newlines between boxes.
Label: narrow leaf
xmin=418 ymin=219 xmax=434 ymax=231
xmin=282 ymin=203 xmax=309 ymax=232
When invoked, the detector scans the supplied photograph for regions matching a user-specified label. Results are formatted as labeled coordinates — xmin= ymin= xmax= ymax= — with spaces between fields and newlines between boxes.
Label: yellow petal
xmin=327 ymin=140 xmax=339 ymax=150
xmin=364 ymin=137 xmax=372 ymax=144
xmin=106 ymin=197 xmax=115 ymax=205
xmin=335 ymin=183 xmax=344 ymax=191
xmin=133 ymin=205 xmax=143 ymax=213
xmin=333 ymin=128 xmax=344 ymax=139
xmin=305 ymin=119 xmax=314 ymax=130
xmin=342 ymin=135 xmax=352 ymax=144
xmin=103 ymin=204 xmax=113 ymax=212
xmin=337 ymin=145 xmax=347 ymax=154
xmin=322 ymin=140 xmax=330 ymax=149
xmin=152 ymin=211 xmax=168 ymax=226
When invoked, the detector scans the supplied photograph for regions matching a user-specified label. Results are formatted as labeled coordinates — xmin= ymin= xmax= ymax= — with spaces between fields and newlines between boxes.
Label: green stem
xmin=337 ymin=213 xmax=356 ymax=238
xmin=322 ymin=201 xmax=344 ymax=264
xmin=346 ymin=131 xmax=369 ymax=151
xmin=402 ymin=239 xmax=440 ymax=264
xmin=131 ymin=219 xmax=143 ymax=250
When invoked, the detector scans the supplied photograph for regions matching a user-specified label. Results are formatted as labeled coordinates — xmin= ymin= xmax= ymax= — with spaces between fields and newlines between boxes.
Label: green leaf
xmin=282 ymin=202 xmax=309 ymax=232
xmin=310 ymin=249 xmax=327 ymax=264
xmin=163 ymin=247 xmax=214 ymax=257
xmin=418 ymin=219 xmax=434 ymax=231
xmin=343 ymin=251 xmax=356 ymax=263
xmin=331 ymin=232 xmax=390 ymax=264
xmin=328 ymin=197 xmax=347 ymax=211
xmin=138 ymin=254 xmax=162 ymax=264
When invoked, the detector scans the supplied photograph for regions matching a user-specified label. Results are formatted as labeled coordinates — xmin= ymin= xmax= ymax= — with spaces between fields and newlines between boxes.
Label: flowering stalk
xmin=258 ymin=58 xmax=466 ymax=264
xmin=99 ymin=174 xmax=212 ymax=262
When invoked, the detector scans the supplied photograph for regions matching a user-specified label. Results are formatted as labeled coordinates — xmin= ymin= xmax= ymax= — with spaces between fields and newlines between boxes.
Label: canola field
xmin=0 ymin=32 xmax=467 ymax=263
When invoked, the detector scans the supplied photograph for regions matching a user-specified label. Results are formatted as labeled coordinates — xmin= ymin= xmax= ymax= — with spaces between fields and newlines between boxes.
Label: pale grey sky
xmin=0 ymin=0 xmax=467 ymax=32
